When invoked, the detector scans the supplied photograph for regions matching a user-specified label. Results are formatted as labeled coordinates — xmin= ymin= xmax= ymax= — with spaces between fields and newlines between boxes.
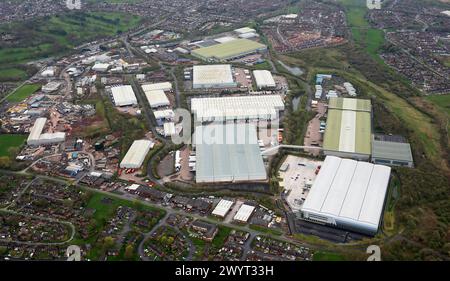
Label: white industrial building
xmin=253 ymin=70 xmax=276 ymax=89
xmin=120 ymin=140 xmax=154 ymax=169
xmin=300 ymin=156 xmax=391 ymax=235
xmin=192 ymin=65 xmax=237 ymax=89
xmin=191 ymin=95 xmax=284 ymax=122
xmin=144 ymin=89 xmax=170 ymax=108
xmin=153 ymin=109 xmax=175 ymax=120
xmin=234 ymin=204 xmax=256 ymax=223
xmin=141 ymin=82 xmax=172 ymax=92
xmin=41 ymin=67 xmax=55 ymax=77
xmin=92 ymin=63 xmax=110 ymax=72
xmin=214 ymin=36 xmax=237 ymax=44
xmin=27 ymin=118 xmax=66 ymax=146
xmin=234 ymin=27 xmax=256 ymax=34
xmin=42 ymin=81 xmax=62 ymax=93
xmin=211 ymin=199 xmax=234 ymax=218
xmin=163 ymin=122 xmax=176 ymax=137
xmin=111 ymin=85 xmax=138 ymax=107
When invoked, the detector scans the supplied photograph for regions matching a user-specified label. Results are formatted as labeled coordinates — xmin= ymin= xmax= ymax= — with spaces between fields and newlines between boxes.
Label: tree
xmin=103 ymin=236 xmax=115 ymax=250
xmin=124 ymin=244 xmax=134 ymax=260
xmin=0 ymin=157 xmax=11 ymax=168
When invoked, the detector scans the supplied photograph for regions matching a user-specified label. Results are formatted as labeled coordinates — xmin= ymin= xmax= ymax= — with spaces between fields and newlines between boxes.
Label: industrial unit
xmin=371 ymin=135 xmax=414 ymax=168
xmin=27 ymin=117 xmax=66 ymax=146
xmin=211 ymin=199 xmax=234 ymax=218
xmin=191 ymin=39 xmax=267 ymax=62
xmin=194 ymin=124 xmax=267 ymax=183
xmin=144 ymin=89 xmax=170 ymax=108
xmin=141 ymin=82 xmax=172 ymax=92
xmin=301 ymin=156 xmax=391 ymax=236
xmin=111 ymin=85 xmax=138 ymax=107
xmin=120 ymin=140 xmax=154 ymax=169
xmin=253 ymin=70 xmax=276 ymax=89
xmin=323 ymin=97 xmax=372 ymax=160
xmin=190 ymin=95 xmax=285 ymax=122
xmin=192 ymin=64 xmax=236 ymax=89
xmin=234 ymin=204 xmax=256 ymax=223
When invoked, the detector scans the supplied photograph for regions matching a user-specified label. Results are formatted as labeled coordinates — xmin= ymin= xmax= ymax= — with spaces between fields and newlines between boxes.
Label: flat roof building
xmin=111 ymin=85 xmax=137 ymax=107
xmin=191 ymin=39 xmax=267 ymax=62
xmin=191 ymin=95 xmax=284 ymax=122
xmin=234 ymin=27 xmax=256 ymax=34
xmin=120 ymin=140 xmax=154 ymax=169
xmin=323 ymin=98 xmax=372 ymax=160
xmin=192 ymin=65 xmax=236 ymax=89
xmin=194 ymin=124 xmax=267 ymax=183
xmin=234 ymin=204 xmax=256 ymax=223
xmin=211 ymin=199 xmax=234 ymax=218
xmin=27 ymin=117 xmax=66 ymax=146
xmin=371 ymin=135 xmax=414 ymax=168
xmin=144 ymin=89 xmax=170 ymax=108
xmin=253 ymin=70 xmax=276 ymax=89
xmin=27 ymin=117 xmax=47 ymax=146
xmin=301 ymin=156 xmax=391 ymax=235
xmin=141 ymin=82 xmax=172 ymax=92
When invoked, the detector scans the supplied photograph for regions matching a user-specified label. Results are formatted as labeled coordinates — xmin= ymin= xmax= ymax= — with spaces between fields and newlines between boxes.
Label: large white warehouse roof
xmin=27 ymin=117 xmax=47 ymax=145
xmin=193 ymin=65 xmax=236 ymax=89
xmin=142 ymin=82 xmax=172 ymax=92
xmin=301 ymin=156 xmax=391 ymax=235
xmin=111 ymin=85 xmax=137 ymax=107
xmin=120 ymin=140 xmax=154 ymax=169
xmin=191 ymin=95 xmax=284 ymax=122
xmin=144 ymin=89 xmax=170 ymax=108
xmin=253 ymin=70 xmax=276 ymax=89
xmin=234 ymin=204 xmax=255 ymax=223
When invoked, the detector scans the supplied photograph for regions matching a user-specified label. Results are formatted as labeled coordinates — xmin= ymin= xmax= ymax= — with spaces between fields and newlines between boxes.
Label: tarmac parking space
xmin=279 ymin=155 xmax=322 ymax=212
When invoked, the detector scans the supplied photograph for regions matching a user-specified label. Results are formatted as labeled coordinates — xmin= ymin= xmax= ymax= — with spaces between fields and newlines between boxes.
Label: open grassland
xmin=0 ymin=134 xmax=27 ymax=157
xmin=0 ymin=12 xmax=143 ymax=64
xmin=6 ymin=83 xmax=41 ymax=103
xmin=0 ymin=67 xmax=27 ymax=81
xmin=338 ymin=0 xmax=385 ymax=63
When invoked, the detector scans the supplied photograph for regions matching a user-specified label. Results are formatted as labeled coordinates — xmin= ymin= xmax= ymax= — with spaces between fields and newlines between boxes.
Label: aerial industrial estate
xmin=0 ymin=0 xmax=448 ymax=264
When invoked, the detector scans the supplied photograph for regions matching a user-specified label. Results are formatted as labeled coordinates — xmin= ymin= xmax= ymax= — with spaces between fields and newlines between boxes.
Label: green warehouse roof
xmin=328 ymin=97 xmax=371 ymax=112
xmin=192 ymin=39 xmax=266 ymax=61
xmin=323 ymin=109 xmax=372 ymax=155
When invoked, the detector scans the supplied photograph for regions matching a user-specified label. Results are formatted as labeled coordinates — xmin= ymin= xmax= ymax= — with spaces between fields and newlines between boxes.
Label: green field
xmin=426 ymin=94 xmax=450 ymax=115
xmin=0 ymin=67 xmax=27 ymax=81
xmin=338 ymin=0 xmax=385 ymax=62
xmin=0 ymin=134 xmax=27 ymax=157
xmin=0 ymin=12 xmax=143 ymax=64
xmin=6 ymin=84 xmax=41 ymax=103
xmin=313 ymin=251 xmax=345 ymax=261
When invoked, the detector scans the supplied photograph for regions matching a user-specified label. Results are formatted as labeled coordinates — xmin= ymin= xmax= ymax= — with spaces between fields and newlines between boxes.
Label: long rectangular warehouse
xmin=191 ymin=95 xmax=284 ymax=122
xmin=27 ymin=117 xmax=47 ymax=145
xmin=301 ymin=156 xmax=391 ymax=235
xmin=191 ymin=39 xmax=267 ymax=62
xmin=141 ymin=82 xmax=172 ymax=92
xmin=193 ymin=65 xmax=236 ymax=89
xmin=111 ymin=85 xmax=137 ymax=107
xmin=120 ymin=140 xmax=153 ymax=169
xmin=211 ymin=199 xmax=234 ymax=218
xmin=194 ymin=124 xmax=267 ymax=183
xmin=323 ymin=98 xmax=372 ymax=160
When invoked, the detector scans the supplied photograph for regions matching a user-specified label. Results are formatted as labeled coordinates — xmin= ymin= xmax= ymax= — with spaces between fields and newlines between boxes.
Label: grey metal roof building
xmin=194 ymin=124 xmax=267 ymax=183
xmin=371 ymin=139 xmax=414 ymax=168
xmin=301 ymin=156 xmax=391 ymax=236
